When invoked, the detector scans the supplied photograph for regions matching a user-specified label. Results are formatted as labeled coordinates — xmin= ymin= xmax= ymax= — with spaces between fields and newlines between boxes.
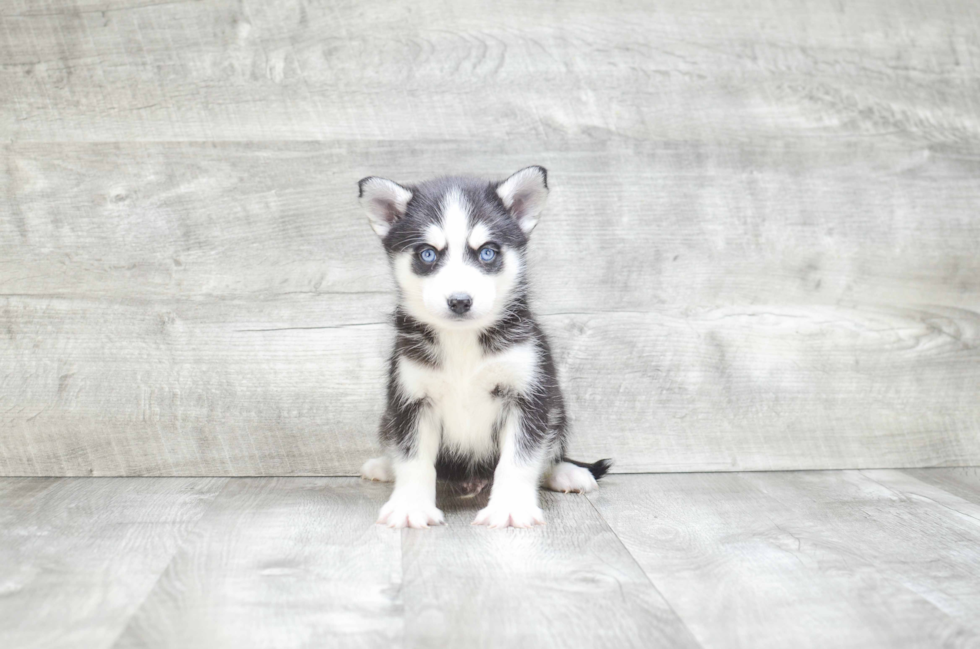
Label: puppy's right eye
xmin=419 ymin=247 xmax=437 ymax=264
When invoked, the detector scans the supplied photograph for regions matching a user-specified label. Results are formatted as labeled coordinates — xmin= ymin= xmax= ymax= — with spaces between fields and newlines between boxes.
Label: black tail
xmin=564 ymin=458 xmax=613 ymax=481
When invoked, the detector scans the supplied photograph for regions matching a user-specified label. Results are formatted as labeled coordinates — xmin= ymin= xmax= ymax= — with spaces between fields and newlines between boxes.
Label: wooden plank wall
xmin=1 ymin=0 xmax=978 ymax=475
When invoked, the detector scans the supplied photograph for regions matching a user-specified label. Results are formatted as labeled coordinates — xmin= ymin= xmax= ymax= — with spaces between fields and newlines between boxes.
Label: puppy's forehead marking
xmin=467 ymin=222 xmax=490 ymax=249
xmin=440 ymin=188 xmax=470 ymax=252
xmin=424 ymin=223 xmax=446 ymax=249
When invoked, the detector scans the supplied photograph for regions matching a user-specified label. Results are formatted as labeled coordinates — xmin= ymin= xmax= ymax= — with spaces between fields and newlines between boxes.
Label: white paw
xmin=360 ymin=456 xmax=394 ymax=482
xmin=545 ymin=462 xmax=598 ymax=493
xmin=377 ymin=495 xmax=444 ymax=529
xmin=473 ymin=496 xmax=545 ymax=528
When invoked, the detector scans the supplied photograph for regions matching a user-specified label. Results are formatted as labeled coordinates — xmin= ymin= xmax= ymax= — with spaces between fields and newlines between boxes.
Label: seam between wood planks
xmin=103 ymin=477 xmax=231 ymax=649
xmin=583 ymin=487 xmax=706 ymax=649
xmin=868 ymin=470 xmax=980 ymax=526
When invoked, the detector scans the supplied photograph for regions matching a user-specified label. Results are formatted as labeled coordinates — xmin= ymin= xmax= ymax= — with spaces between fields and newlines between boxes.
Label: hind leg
xmin=545 ymin=461 xmax=598 ymax=493
xmin=360 ymin=456 xmax=394 ymax=482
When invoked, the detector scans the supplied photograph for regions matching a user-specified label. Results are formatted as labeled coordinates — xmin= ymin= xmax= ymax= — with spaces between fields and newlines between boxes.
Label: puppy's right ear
xmin=358 ymin=177 xmax=413 ymax=238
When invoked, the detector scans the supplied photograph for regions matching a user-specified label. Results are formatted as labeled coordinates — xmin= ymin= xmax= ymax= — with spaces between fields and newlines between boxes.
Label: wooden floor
xmin=2 ymin=469 xmax=979 ymax=648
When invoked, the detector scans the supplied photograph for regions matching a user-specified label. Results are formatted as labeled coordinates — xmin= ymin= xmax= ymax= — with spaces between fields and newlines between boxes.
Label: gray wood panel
xmin=4 ymin=140 xmax=980 ymax=311
xmin=859 ymin=468 xmax=980 ymax=627
xmin=3 ymin=294 xmax=979 ymax=476
xmin=3 ymin=472 xmax=980 ymax=648
xmin=902 ymin=467 xmax=980 ymax=506
xmin=0 ymin=477 xmax=227 ymax=649
xmin=71 ymin=478 xmax=701 ymax=649
xmin=2 ymin=139 xmax=979 ymax=475
xmin=2 ymin=0 xmax=980 ymax=475
xmin=112 ymin=478 xmax=401 ymax=649
xmin=399 ymin=485 xmax=700 ymax=649
xmin=1 ymin=0 xmax=977 ymax=143
xmin=588 ymin=471 xmax=980 ymax=649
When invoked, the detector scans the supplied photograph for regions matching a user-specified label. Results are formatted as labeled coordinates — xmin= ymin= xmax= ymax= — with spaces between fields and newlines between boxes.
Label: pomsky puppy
xmin=358 ymin=166 xmax=611 ymax=529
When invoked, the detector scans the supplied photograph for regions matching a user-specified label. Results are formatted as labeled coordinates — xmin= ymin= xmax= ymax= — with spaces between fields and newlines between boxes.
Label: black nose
xmin=447 ymin=294 xmax=473 ymax=315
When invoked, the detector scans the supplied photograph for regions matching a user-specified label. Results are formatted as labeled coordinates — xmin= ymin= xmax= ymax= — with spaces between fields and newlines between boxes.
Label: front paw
xmin=377 ymin=496 xmax=445 ymax=529
xmin=473 ymin=496 xmax=545 ymax=528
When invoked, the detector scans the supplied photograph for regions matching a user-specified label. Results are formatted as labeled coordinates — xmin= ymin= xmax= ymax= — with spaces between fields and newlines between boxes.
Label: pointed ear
xmin=358 ymin=176 xmax=414 ymax=238
xmin=496 ymin=166 xmax=548 ymax=235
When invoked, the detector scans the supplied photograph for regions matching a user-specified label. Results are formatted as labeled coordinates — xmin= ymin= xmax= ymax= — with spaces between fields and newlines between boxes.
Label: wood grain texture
xmin=109 ymin=478 xmax=700 ymax=649
xmin=2 ymin=140 xmax=979 ymax=475
xmin=399 ymin=485 xmax=701 ymax=649
xmin=2 ymin=0 xmax=980 ymax=475
xmin=3 ymin=295 xmax=979 ymax=476
xmin=0 ymin=477 xmax=227 ymax=649
xmin=0 ymin=0 xmax=977 ymax=143
xmin=112 ymin=478 xmax=401 ymax=649
xmin=902 ymin=467 xmax=980 ymax=506
xmin=588 ymin=471 xmax=980 ymax=649
xmin=3 ymin=472 xmax=980 ymax=648
xmin=0 ymin=476 xmax=703 ymax=649
xmin=4 ymin=140 xmax=980 ymax=310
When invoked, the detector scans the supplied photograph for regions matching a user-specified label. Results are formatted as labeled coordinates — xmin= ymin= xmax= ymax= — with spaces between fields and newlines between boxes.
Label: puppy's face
xmin=358 ymin=167 xmax=548 ymax=330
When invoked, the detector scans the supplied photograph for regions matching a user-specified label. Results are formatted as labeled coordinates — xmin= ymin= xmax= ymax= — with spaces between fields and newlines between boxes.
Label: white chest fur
xmin=396 ymin=332 xmax=539 ymax=457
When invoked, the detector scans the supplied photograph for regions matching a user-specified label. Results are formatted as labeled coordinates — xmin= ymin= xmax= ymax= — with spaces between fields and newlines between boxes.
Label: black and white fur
xmin=358 ymin=166 xmax=611 ymax=529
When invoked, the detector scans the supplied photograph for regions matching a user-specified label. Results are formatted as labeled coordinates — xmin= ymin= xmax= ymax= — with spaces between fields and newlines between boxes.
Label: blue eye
xmin=479 ymin=247 xmax=496 ymax=262
xmin=419 ymin=248 xmax=437 ymax=264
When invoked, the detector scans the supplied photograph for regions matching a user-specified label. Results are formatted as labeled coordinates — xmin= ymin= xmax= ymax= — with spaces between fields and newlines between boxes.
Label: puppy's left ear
xmin=358 ymin=176 xmax=414 ymax=238
xmin=496 ymin=166 xmax=548 ymax=235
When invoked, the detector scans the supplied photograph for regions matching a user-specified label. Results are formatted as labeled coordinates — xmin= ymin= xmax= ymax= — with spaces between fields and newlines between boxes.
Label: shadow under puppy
xmin=358 ymin=166 xmax=611 ymax=529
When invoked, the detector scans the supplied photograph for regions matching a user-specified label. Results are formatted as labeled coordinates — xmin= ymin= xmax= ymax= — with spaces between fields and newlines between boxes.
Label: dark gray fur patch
xmin=392 ymin=308 xmax=440 ymax=368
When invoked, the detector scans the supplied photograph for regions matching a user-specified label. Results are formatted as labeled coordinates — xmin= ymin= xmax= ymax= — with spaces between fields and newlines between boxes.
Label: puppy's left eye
xmin=478 ymin=247 xmax=496 ymax=262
